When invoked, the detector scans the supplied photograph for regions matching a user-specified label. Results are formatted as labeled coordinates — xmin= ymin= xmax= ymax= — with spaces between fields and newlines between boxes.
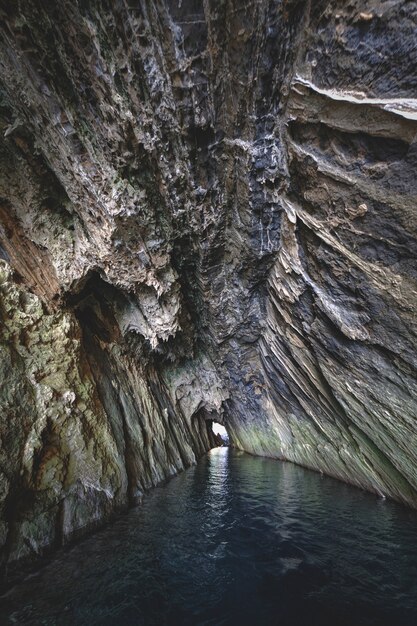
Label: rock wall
xmin=0 ymin=0 xmax=416 ymax=570
xmin=0 ymin=261 xmax=220 ymax=572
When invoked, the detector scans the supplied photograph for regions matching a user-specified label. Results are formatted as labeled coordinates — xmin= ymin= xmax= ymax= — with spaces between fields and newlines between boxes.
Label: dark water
xmin=2 ymin=448 xmax=417 ymax=626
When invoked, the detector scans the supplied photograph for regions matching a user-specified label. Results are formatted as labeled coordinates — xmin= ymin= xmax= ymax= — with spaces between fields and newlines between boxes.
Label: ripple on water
xmin=2 ymin=448 xmax=417 ymax=625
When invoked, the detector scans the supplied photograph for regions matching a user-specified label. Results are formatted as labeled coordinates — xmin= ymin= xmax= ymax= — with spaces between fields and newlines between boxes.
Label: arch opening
xmin=211 ymin=421 xmax=229 ymax=446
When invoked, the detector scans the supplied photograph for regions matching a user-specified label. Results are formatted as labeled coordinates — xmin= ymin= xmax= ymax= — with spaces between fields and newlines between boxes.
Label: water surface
xmin=2 ymin=448 xmax=417 ymax=625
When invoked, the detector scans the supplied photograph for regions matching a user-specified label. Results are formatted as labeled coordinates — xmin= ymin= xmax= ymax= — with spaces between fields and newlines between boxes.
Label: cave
xmin=0 ymin=0 xmax=417 ymax=623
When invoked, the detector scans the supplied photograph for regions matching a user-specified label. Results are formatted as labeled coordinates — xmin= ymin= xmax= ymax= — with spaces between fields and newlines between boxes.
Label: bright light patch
xmin=212 ymin=422 xmax=229 ymax=444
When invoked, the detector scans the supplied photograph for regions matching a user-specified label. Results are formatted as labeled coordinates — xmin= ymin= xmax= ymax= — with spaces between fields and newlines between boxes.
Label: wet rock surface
xmin=0 ymin=0 xmax=416 ymax=572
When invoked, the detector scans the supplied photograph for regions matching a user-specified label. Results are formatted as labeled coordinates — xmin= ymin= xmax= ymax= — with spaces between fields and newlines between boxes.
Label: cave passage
xmin=0 ymin=0 xmax=417 ymax=606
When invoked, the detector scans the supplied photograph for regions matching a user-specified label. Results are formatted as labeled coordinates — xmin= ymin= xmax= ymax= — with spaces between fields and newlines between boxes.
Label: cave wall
xmin=0 ymin=0 xmax=416 ymax=569
xmin=0 ymin=261 xmax=220 ymax=571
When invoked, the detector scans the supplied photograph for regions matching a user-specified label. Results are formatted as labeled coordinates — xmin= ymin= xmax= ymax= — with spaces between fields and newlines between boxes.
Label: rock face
xmin=0 ymin=0 xmax=416 ymax=570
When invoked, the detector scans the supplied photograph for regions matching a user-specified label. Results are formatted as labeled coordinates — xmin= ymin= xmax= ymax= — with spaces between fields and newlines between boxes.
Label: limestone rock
xmin=0 ymin=0 xmax=416 ymax=572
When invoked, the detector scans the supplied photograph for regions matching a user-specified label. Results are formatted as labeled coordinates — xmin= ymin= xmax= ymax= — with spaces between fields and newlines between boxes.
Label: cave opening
xmin=211 ymin=421 xmax=229 ymax=446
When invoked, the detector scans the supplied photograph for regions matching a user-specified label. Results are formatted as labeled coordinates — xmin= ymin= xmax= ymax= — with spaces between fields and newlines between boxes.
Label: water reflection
xmin=2 ymin=449 xmax=417 ymax=625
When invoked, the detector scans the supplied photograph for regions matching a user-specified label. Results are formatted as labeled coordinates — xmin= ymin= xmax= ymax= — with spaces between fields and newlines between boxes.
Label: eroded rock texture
xmin=0 ymin=0 xmax=416 ymax=569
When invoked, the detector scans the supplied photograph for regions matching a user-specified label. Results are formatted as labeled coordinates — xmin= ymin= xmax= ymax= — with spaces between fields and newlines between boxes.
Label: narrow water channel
xmin=2 ymin=448 xmax=417 ymax=625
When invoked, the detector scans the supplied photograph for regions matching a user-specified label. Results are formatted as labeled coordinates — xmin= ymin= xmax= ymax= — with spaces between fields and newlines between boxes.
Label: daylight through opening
xmin=211 ymin=421 xmax=229 ymax=446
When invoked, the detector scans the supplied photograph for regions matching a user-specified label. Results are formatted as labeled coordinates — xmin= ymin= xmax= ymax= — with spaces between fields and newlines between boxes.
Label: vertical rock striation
xmin=0 ymin=0 xmax=416 ymax=570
